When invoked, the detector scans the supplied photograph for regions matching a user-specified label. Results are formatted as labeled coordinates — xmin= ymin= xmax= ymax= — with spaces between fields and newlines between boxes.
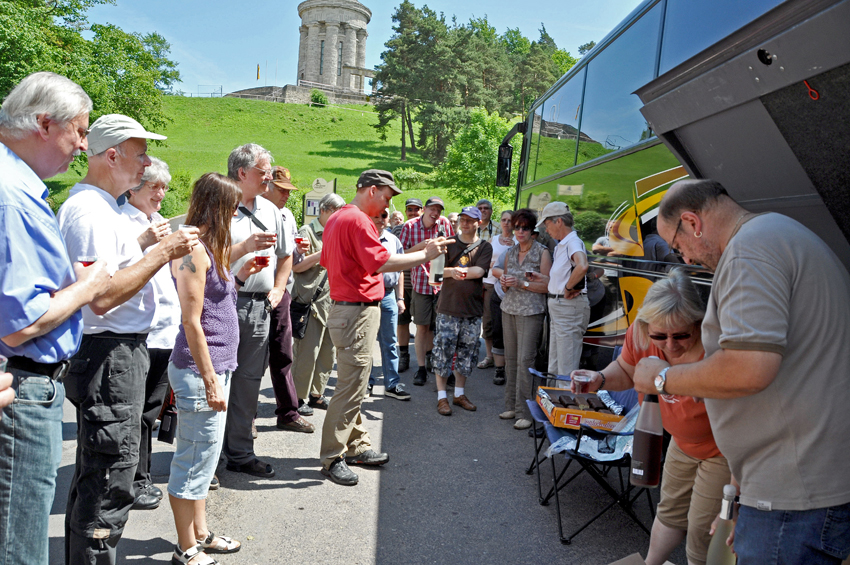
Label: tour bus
xmin=497 ymin=0 xmax=850 ymax=365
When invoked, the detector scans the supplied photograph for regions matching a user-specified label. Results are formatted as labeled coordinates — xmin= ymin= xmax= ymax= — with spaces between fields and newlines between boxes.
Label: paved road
xmin=48 ymin=339 xmax=685 ymax=564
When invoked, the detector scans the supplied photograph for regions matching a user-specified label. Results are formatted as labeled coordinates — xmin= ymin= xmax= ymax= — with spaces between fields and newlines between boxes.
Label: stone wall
xmin=226 ymin=85 xmax=372 ymax=106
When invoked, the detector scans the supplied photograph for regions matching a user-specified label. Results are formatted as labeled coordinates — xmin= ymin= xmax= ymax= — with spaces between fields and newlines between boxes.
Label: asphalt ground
xmin=47 ymin=337 xmax=686 ymax=565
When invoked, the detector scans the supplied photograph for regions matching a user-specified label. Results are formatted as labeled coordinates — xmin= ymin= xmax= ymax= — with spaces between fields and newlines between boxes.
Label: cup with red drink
xmin=255 ymin=250 xmax=270 ymax=268
xmin=77 ymin=256 xmax=97 ymax=267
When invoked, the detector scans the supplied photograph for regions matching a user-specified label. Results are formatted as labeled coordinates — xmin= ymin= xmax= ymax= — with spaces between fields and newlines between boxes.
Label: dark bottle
xmin=630 ymin=394 xmax=663 ymax=487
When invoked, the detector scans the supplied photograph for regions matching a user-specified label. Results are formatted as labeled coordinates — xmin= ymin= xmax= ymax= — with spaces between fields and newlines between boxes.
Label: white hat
xmin=536 ymin=201 xmax=571 ymax=227
xmin=86 ymin=114 xmax=166 ymax=156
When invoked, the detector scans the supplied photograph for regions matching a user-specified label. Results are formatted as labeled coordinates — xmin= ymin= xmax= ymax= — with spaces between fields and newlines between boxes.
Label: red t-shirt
xmin=620 ymin=324 xmax=722 ymax=460
xmin=320 ymin=204 xmax=390 ymax=302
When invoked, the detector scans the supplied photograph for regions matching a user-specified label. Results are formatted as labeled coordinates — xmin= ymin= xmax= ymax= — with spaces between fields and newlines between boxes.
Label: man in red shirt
xmin=319 ymin=170 xmax=447 ymax=486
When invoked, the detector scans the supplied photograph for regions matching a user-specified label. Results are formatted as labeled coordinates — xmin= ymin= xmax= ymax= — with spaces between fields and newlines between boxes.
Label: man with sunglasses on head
xmin=392 ymin=197 xmax=424 ymax=372
xmin=0 ymin=72 xmax=111 ymax=565
xmin=223 ymin=143 xmax=290 ymax=480
xmin=634 ymin=179 xmax=850 ymax=564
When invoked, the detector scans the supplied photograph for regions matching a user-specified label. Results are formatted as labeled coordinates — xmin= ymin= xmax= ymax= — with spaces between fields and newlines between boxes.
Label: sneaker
xmin=297 ymin=399 xmax=314 ymax=417
xmin=425 ymin=351 xmax=433 ymax=373
xmin=413 ymin=367 xmax=427 ymax=386
xmin=345 ymin=449 xmax=389 ymax=466
xmin=514 ymin=418 xmax=533 ymax=430
xmin=322 ymin=456 xmax=359 ymax=486
xmin=493 ymin=367 xmax=506 ymax=386
xmin=209 ymin=475 xmax=220 ymax=490
xmin=499 ymin=410 xmax=516 ymax=420
xmin=307 ymin=395 xmax=330 ymax=410
xmin=398 ymin=350 xmax=410 ymax=373
xmin=385 ymin=384 xmax=411 ymax=400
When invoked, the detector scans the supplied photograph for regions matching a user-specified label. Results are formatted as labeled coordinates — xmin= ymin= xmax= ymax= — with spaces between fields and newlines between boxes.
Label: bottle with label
xmin=706 ymin=484 xmax=738 ymax=565
xmin=630 ymin=394 xmax=663 ymax=487
xmin=428 ymin=225 xmax=446 ymax=286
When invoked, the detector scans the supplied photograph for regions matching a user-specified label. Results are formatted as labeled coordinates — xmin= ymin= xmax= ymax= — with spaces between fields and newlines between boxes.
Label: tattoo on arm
xmin=179 ymin=255 xmax=196 ymax=273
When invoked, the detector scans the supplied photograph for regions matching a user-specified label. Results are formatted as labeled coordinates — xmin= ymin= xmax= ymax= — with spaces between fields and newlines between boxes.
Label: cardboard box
xmin=536 ymin=386 xmax=626 ymax=431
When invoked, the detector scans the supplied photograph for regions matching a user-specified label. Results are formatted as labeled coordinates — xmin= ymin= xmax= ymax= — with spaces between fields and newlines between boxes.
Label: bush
xmin=160 ymin=170 xmax=194 ymax=218
xmin=310 ymin=89 xmax=329 ymax=106
xmin=574 ymin=210 xmax=607 ymax=242
xmin=392 ymin=167 xmax=428 ymax=190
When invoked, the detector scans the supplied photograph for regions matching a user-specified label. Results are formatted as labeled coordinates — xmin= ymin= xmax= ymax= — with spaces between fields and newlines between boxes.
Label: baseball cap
xmin=425 ymin=196 xmax=445 ymax=210
xmin=357 ymin=169 xmax=401 ymax=195
xmin=460 ymin=206 xmax=482 ymax=220
xmin=405 ymin=198 xmax=423 ymax=209
xmin=536 ymin=201 xmax=571 ymax=227
xmin=271 ymin=166 xmax=297 ymax=190
xmin=86 ymin=114 xmax=166 ymax=156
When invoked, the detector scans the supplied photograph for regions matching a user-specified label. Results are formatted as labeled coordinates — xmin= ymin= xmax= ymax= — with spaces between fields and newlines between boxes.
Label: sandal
xmin=477 ymin=356 xmax=494 ymax=369
xmin=172 ymin=543 xmax=217 ymax=565
xmin=198 ymin=531 xmax=241 ymax=554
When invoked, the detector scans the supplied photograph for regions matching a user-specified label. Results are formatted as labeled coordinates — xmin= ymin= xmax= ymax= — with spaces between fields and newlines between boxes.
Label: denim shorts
xmin=167 ymin=363 xmax=231 ymax=500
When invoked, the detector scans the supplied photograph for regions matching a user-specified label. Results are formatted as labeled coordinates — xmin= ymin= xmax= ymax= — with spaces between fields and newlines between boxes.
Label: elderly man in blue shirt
xmin=0 ymin=72 xmax=111 ymax=565
xmin=368 ymin=208 xmax=411 ymax=400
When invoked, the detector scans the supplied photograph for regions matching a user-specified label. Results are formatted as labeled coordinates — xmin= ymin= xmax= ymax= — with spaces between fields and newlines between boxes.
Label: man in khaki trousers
xmin=318 ymin=170 xmax=446 ymax=486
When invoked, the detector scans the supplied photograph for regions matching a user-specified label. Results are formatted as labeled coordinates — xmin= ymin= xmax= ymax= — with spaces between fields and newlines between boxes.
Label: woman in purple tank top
xmin=166 ymin=173 xmax=266 ymax=565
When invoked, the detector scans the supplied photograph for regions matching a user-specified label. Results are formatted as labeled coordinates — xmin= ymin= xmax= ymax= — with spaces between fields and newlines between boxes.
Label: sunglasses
xmin=381 ymin=212 xmax=388 ymax=218
xmin=648 ymin=332 xmax=693 ymax=342
xmin=514 ymin=225 xmax=532 ymax=231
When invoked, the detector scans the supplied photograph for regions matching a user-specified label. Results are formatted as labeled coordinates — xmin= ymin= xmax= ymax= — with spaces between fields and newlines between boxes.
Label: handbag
xmin=290 ymin=272 xmax=327 ymax=339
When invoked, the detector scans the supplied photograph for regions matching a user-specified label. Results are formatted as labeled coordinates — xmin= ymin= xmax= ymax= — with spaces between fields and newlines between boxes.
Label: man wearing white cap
xmin=57 ymin=114 xmax=198 ymax=565
xmin=537 ymin=201 xmax=590 ymax=381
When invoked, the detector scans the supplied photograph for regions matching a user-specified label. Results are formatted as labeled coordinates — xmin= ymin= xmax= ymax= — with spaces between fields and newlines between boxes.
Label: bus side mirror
xmin=496 ymin=143 xmax=513 ymax=187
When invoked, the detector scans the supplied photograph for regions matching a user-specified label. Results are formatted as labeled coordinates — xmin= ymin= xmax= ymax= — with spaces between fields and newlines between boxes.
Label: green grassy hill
xmin=46 ymin=96 xmax=462 ymax=217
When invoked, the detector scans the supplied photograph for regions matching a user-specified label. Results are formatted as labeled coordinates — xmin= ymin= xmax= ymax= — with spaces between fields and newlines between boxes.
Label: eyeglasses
xmin=514 ymin=225 xmax=532 ymax=231
xmin=254 ymin=167 xmax=272 ymax=177
xmin=648 ymin=332 xmax=693 ymax=342
xmin=670 ymin=217 xmax=683 ymax=253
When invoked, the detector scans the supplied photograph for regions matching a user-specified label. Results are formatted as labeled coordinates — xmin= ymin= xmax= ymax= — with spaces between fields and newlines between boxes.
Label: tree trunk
xmin=406 ymin=105 xmax=417 ymax=151
xmin=400 ymin=101 xmax=407 ymax=161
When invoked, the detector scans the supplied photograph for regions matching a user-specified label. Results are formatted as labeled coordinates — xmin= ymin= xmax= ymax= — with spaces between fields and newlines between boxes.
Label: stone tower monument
xmin=297 ymin=0 xmax=373 ymax=94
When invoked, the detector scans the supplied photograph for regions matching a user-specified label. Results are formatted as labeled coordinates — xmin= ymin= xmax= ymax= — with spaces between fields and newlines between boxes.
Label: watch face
xmin=654 ymin=375 xmax=664 ymax=393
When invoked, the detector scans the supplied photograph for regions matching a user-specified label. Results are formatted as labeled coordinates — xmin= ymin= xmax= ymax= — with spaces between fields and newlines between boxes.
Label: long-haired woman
xmin=167 ymin=173 xmax=264 ymax=565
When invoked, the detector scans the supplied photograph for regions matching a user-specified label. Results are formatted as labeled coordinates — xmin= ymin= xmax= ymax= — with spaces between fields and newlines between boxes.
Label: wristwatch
xmin=523 ymin=281 xmax=530 ymax=289
xmin=655 ymin=366 xmax=670 ymax=395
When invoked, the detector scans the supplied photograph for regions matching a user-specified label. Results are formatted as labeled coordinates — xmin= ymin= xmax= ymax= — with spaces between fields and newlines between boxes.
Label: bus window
xmin=659 ymin=0 xmax=786 ymax=74
xmin=531 ymin=67 xmax=586 ymax=181
xmin=577 ymin=2 xmax=662 ymax=166
xmin=526 ymin=104 xmax=545 ymax=184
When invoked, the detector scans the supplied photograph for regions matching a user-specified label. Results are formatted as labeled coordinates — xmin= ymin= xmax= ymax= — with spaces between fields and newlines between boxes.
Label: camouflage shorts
xmin=431 ymin=314 xmax=482 ymax=377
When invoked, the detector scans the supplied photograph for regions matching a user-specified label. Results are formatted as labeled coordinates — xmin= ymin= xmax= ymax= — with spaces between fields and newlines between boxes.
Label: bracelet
xmin=598 ymin=371 xmax=606 ymax=390
xmin=234 ymin=275 xmax=246 ymax=287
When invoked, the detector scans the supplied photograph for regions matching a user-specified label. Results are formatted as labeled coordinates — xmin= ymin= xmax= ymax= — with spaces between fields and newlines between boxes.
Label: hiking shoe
xmin=452 ymin=395 xmax=476 ymax=411
xmin=413 ymin=367 xmax=427 ymax=386
xmin=297 ymin=399 xmax=314 ymax=417
xmin=385 ymin=384 xmax=411 ymax=400
xmin=398 ymin=351 xmax=410 ymax=373
xmin=322 ymin=456 xmax=359 ymax=486
xmin=493 ymin=367 xmax=506 ymax=386
xmin=345 ymin=449 xmax=389 ymax=466
xmin=437 ymin=398 xmax=452 ymax=416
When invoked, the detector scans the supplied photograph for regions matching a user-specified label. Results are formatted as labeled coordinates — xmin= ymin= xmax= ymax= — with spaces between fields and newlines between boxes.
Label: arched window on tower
xmin=337 ymin=42 xmax=343 ymax=76
xmin=319 ymin=40 xmax=325 ymax=75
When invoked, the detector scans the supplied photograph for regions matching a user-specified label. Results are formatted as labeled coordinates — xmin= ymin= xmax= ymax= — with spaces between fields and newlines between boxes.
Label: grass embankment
xmin=46 ymin=96 xmax=466 ymax=218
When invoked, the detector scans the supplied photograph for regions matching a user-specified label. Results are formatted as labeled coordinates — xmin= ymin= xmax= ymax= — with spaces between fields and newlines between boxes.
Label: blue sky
xmin=85 ymin=0 xmax=644 ymax=96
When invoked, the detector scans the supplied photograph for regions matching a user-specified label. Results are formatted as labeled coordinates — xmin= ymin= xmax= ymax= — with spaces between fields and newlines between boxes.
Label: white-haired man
xmin=57 ymin=114 xmax=197 ymax=565
xmin=0 ymin=72 xmax=111 ymax=565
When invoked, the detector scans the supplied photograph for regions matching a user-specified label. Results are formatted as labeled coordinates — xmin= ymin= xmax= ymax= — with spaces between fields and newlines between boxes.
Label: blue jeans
xmin=0 ymin=370 xmax=65 ymax=565
xmin=371 ymin=292 xmax=401 ymax=389
xmin=735 ymin=501 xmax=850 ymax=564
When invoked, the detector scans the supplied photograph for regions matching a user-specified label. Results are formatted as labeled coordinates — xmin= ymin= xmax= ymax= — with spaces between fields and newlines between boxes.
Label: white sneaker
xmin=499 ymin=410 xmax=516 ymax=420
xmin=514 ymin=418 xmax=533 ymax=430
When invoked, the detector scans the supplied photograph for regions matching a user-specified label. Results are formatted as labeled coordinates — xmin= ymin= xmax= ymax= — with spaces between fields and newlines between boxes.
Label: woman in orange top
xmin=572 ymin=269 xmax=729 ymax=565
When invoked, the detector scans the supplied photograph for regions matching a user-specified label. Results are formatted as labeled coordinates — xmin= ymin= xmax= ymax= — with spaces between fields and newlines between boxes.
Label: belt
xmin=548 ymin=293 xmax=563 ymax=299
xmin=6 ymin=356 xmax=70 ymax=381
xmin=238 ymin=291 xmax=268 ymax=300
xmin=89 ymin=331 xmax=148 ymax=343
xmin=333 ymin=300 xmax=380 ymax=307
xmin=384 ymin=287 xmax=397 ymax=297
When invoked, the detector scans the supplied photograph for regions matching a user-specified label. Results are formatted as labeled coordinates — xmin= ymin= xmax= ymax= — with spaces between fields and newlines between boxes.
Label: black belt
xmin=89 ymin=331 xmax=148 ymax=343
xmin=384 ymin=287 xmax=397 ymax=297
xmin=333 ymin=300 xmax=380 ymax=307
xmin=6 ymin=356 xmax=70 ymax=381
xmin=548 ymin=293 xmax=563 ymax=299
xmin=238 ymin=291 xmax=268 ymax=300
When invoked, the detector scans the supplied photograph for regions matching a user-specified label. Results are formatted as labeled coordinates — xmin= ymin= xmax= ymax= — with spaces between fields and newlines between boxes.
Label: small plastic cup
xmin=178 ymin=224 xmax=196 ymax=231
xmin=0 ymin=355 xmax=7 ymax=372
xmin=255 ymin=250 xmax=270 ymax=268
xmin=77 ymin=255 xmax=97 ymax=267
xmin=573 ymin=373 xmax=593 ymax=394
xmin=294 ymin=236 xmax=305 ymax=245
